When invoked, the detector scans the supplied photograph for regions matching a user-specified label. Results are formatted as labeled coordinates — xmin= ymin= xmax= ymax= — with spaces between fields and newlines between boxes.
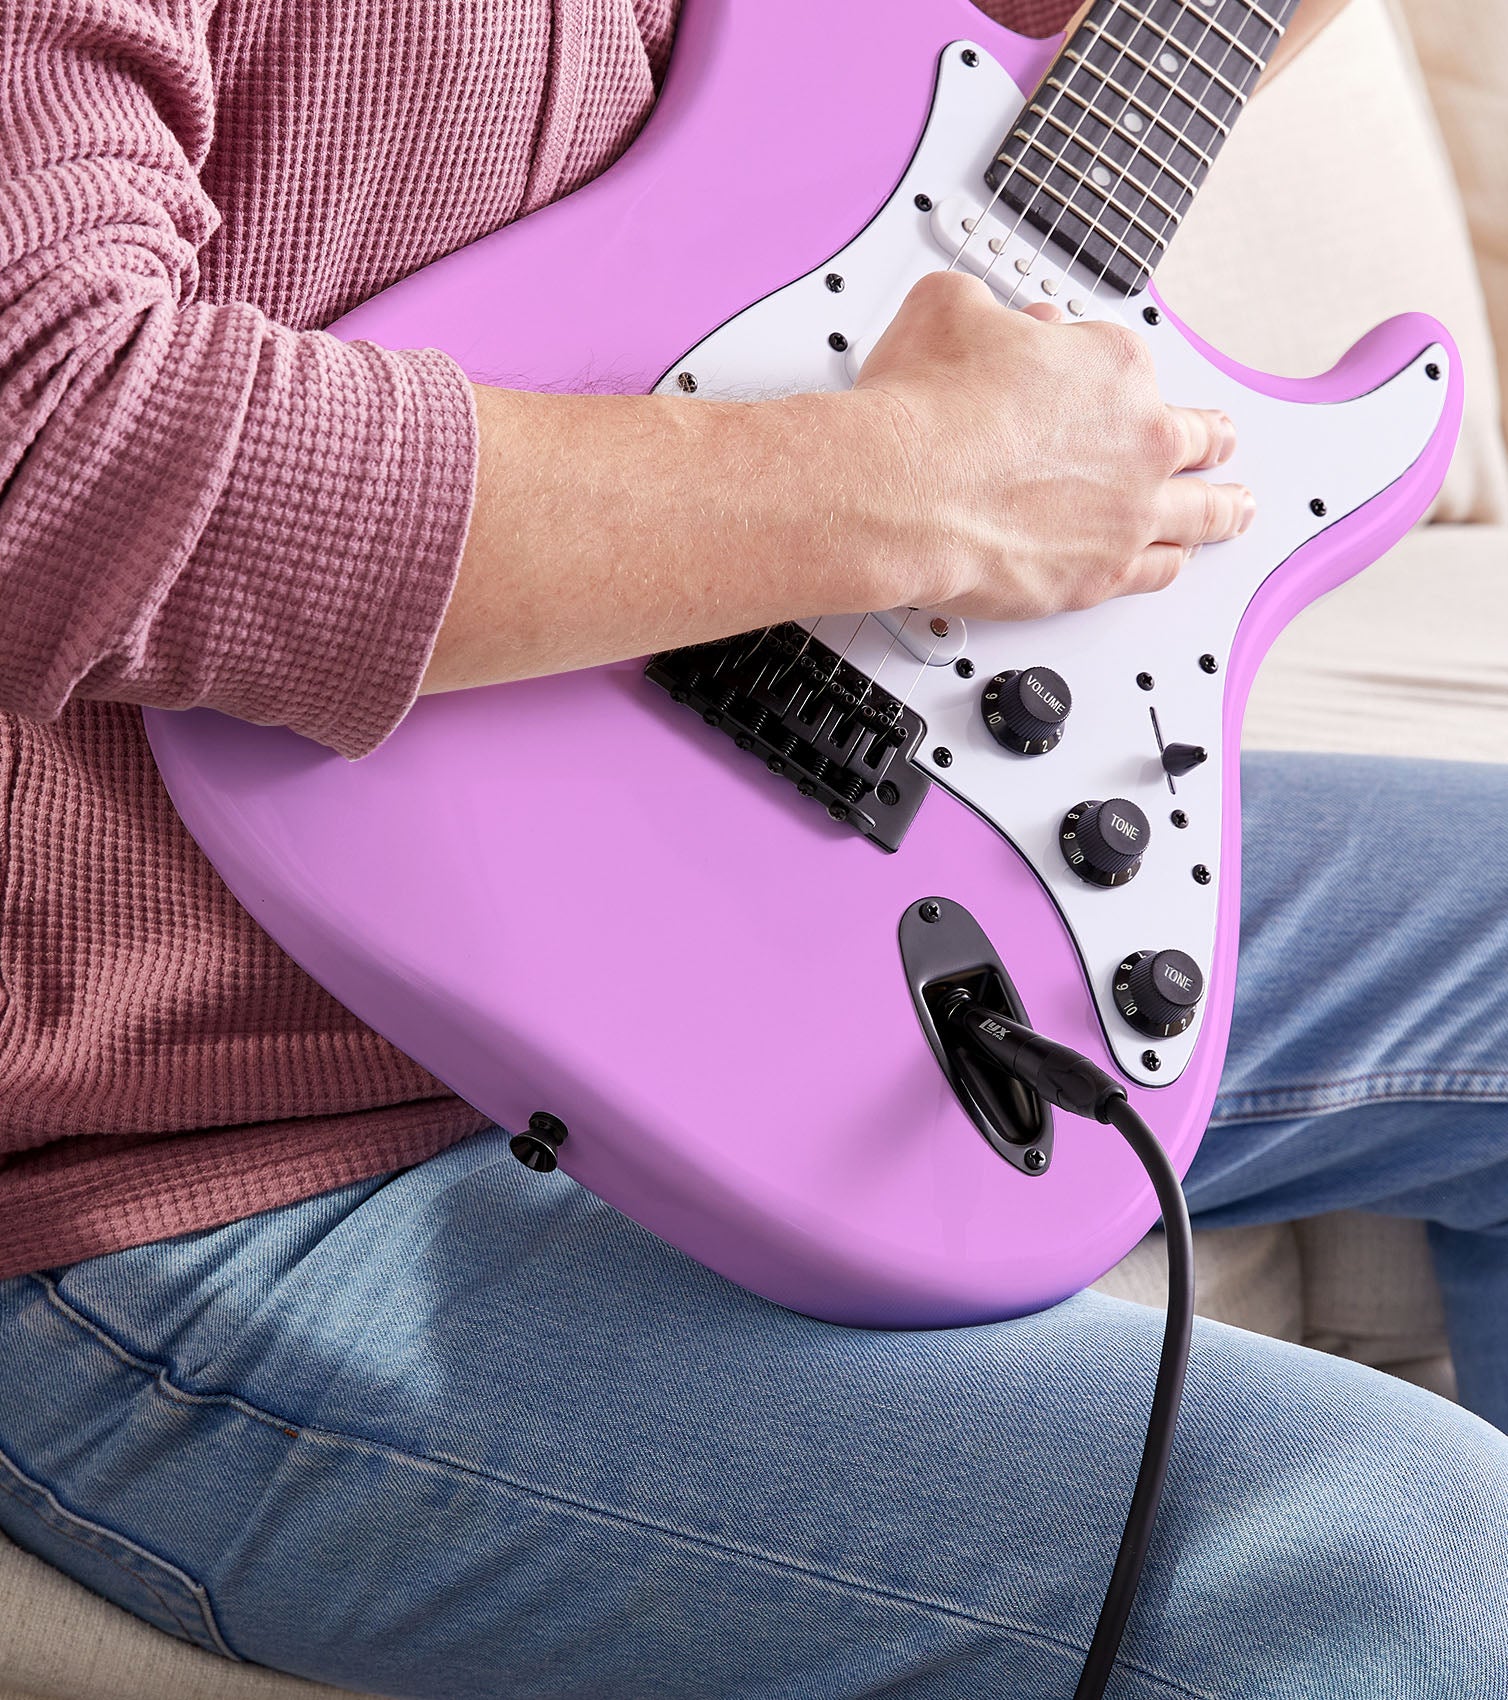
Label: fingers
xmin=1165 ymin=406 xmax=1237 ymax=472
xmin=1155 ymin=476 xmax=1256 ymax=547
xmin=1017 ymin=301 xmax=1066 ymax=324
xmin=1122 ymin=544 xmax=1192 ymax=595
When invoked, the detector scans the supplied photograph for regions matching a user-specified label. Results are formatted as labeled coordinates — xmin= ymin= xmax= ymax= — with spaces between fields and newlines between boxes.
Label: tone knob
xmin=980 ymin=666 xmax=1071 ymax=755
xmin=1113 ymin=949 xmax=1205 ymax=1038
xmin=1060 ymin=798 xmax=1150 ymax=887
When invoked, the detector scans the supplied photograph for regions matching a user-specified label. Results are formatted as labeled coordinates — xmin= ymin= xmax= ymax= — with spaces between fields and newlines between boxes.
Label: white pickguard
xmin=654 ymin=42 xmax=1449 ymax=1085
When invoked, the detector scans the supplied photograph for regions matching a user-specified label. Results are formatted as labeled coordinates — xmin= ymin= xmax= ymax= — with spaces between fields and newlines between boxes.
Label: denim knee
xmin=1159 ymin=1336 xmax=1508 ymax=1699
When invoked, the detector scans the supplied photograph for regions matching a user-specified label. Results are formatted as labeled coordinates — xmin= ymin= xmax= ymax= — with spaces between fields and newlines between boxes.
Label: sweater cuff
xmin=150 ymin=314 xmax=480 ymax=759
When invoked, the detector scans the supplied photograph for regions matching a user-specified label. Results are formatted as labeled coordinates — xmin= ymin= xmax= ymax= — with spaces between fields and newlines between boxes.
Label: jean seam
xmin=0 ymin=1444 xmax=239 ymax=1658
xmin=28 ymin=1275 xmax=1214 ymax=1700
xmin=1211 ymin=1068 xmax=1508 ymax=1127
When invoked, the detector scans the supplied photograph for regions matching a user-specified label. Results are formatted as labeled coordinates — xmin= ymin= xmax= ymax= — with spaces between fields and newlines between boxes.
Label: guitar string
xmin=987 ymin=0 xmax=1239 ymax=307
xmin=843 ymin=0 xmax=1243 ymax=749
xmin=824 ymin=8 xmax=1156 ymax=736
xmin=677 ymin=6 xmax=1258 ymax=793
xmin=963 ymin=0 xmax=1191 ymax=297
xmin=1056 ymin=0 xmax=1266 ymax=313
xmin=761 ymin=6 xmax=1141 ymax=719
xmin=850 ymin=1 xmax=1232 ymax=740
xmin=727 ymin=3 xmax=1198 ymax=731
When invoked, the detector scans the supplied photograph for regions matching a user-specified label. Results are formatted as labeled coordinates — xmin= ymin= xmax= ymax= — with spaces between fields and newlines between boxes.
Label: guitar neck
xmin=984 ymin=0 xmax=1303 ymax=296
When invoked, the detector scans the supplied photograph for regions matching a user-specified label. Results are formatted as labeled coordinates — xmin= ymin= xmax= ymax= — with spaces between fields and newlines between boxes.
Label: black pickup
xmin=646 ymin=622 xmax=930 ymax=852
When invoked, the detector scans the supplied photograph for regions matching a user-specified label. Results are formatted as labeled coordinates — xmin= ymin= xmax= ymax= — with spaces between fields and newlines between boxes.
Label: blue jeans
xmin=3 ymin=753 xmax=1508 ymax=1698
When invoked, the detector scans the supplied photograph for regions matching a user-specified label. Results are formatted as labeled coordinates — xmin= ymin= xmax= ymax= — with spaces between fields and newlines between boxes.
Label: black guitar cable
xmin=946 ymin=997 xmax=1195 ymax=1700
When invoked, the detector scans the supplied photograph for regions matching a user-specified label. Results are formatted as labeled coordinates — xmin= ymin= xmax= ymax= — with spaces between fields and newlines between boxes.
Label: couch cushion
xmin=0 ymin=1529 xmax=372 ymax=1699
xmin=1093 ymin=1222 xmax=1306 ymax=1342
xmin=1242 ymin=523 xmax=1508 ymax=761
xmin=1393 ymin=0 xmax=1508 ymax=461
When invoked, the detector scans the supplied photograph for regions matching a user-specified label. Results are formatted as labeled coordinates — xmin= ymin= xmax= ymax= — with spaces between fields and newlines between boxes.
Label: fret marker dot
xmin=1125 ymin=111 xmax=1144 ymax=132
xmin=1158 ymin=51 xmax=1181 ymax=73
xmin=1091 ymin=165 xmax=1113 ymax=187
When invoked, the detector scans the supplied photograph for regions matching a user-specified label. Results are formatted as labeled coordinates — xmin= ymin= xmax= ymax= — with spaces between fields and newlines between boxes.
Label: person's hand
xmin=845 ymin=271 xmax=1253 ymax=620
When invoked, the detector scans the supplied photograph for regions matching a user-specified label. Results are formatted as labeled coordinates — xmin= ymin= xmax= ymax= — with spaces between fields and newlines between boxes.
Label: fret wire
xmin=1080 ymin=20 xmax=1247 ymax=120
xmin=1041 ymin=74 xmax=1215 ymax=171
xmin=1023 ymin=96 xmax=1199 ymax=198
xmin=980 ymin=0 xmax=1302 ymax=296
xmin=1240 ymin=0 xmax=1286 ymax=35
xmin=1007 ymin=123 xmax=1185 ymax=226
xmin=1004 ymin=157 xmax=1168 ymax=261
xmin=1107 ymin=2 xmax=1252 ymax=102
xmin=1018 ymin=139 xmax=1181 ymax=241
xmin=1153 ymin=1 xmax=1265 ymax=68
xmin=1065 ymin=46 xmax=1231 ymax=139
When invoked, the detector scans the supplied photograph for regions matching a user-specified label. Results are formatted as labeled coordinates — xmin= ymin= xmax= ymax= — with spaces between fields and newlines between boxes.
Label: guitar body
xmin=145 ymin=0 xmax=1460 ymax=1327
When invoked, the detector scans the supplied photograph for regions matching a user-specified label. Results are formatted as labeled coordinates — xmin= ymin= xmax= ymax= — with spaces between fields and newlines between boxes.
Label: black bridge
xmin=646 ymin=623 xmax=930 ymax=851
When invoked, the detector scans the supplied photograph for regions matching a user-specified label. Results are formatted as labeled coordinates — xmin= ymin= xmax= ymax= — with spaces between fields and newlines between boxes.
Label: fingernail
xmin=1238 ymin=488 xmax=1256 ymax=533
xmin=1216 ymin=414 xmax=1237 ymax=465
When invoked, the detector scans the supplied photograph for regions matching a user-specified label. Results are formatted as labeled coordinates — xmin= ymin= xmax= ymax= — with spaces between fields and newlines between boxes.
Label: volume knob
xmin=1113 ymin=949 xmax=1205 ymax=1038
xmin=1060 ymin=798 xmax=1150 ymax=886
xmin=980 ymin=666 xmax=1071 ymax=755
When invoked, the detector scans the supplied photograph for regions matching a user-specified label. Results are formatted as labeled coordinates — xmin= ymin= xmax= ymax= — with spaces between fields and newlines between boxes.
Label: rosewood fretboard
xmin=985 ymin=0 xmax=1303 ymax=295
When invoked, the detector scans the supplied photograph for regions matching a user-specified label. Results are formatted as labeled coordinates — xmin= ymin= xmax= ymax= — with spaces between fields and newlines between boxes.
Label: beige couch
xmin=3 ymin=1 xmax=1505 ymax=1695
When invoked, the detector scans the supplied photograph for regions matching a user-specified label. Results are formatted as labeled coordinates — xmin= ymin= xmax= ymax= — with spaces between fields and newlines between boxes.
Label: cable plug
xmin=945 ymin=994 xmax=1127 ymax=1123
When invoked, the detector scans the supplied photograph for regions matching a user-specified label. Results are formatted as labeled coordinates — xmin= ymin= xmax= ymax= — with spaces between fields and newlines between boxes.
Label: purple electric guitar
xmin=145 ymin=0 xmax=1460 ymax=1328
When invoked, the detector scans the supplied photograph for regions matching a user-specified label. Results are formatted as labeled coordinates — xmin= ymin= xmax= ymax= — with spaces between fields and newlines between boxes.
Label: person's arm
xmin=427 ymin=0 xmax=1360 ymax=701
xmin=422 ymin=285 xmax=1249 ymax=695
xmin=0 ymin=0 xmax=478 ymax=759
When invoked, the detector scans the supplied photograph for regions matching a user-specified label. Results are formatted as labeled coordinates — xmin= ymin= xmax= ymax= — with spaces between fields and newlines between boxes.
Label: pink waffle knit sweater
xmin=0 ymin=0 xmax=1070 ymax=1280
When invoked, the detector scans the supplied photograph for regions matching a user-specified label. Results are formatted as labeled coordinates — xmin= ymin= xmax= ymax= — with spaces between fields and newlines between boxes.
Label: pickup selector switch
xmin=1113 ymin=949 xmax=1205 ymax=1038
xmin=1161 ymin=742 xmax=1208 ymax=778
xmin=980 ymin=666 xmax=1071 ymax=755
xmin=1060 ymin=798 xmax=1149 ymax=886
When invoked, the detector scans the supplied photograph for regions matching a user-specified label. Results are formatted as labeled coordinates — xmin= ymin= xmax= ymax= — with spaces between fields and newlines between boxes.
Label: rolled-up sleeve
xmin=0 ymin=0 xmax=478 ymax=758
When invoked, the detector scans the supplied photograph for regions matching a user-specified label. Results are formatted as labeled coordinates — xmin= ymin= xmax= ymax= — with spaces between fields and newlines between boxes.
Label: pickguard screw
xmin=932 ymin=746 xmax=954 ymax=768
xmin=1193 ymin=863 xmax=1212 ymax=885
xmin=825 ymin=272 xmax=845 ymax=293
xmin=961 ymin=47 xmax=980 ymax=66
xmin=877 ymin=781 xmax=900 ymax=806
xmin=828 ymin=331 xmax=849 ymax=352
xmin=1426 ymin=362 xmax=1442 ymax=381
xmin=1137 ymin=671 xmax=1155 ymax=691
xmin=1142 ymin=305 xmax=1161 ymax=325
xmin=914 ymin=192 xmax=933 ymax=212
xmin=919 ymin=900 xmax=942 ymax=923
xmin=1309 ymin=497 xmax=1327 ymax=517
xmin=676 ymin=371 xmax=697 ymax=393
xmin=1171 ymin=809 xmax=1189 ymax=829
xmin=955 ymin=657 xmax=976 ymax=679
xmin=930 ymin=616 xmax=950 ymax=637
xmin=1141 ymin=1051 xmax=1162 ymax=1072
xmin=1024 ymin=1147 xmax=1048 ymax=1172
xmin=1199 ymin=653 xmax=1219 ymax=674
